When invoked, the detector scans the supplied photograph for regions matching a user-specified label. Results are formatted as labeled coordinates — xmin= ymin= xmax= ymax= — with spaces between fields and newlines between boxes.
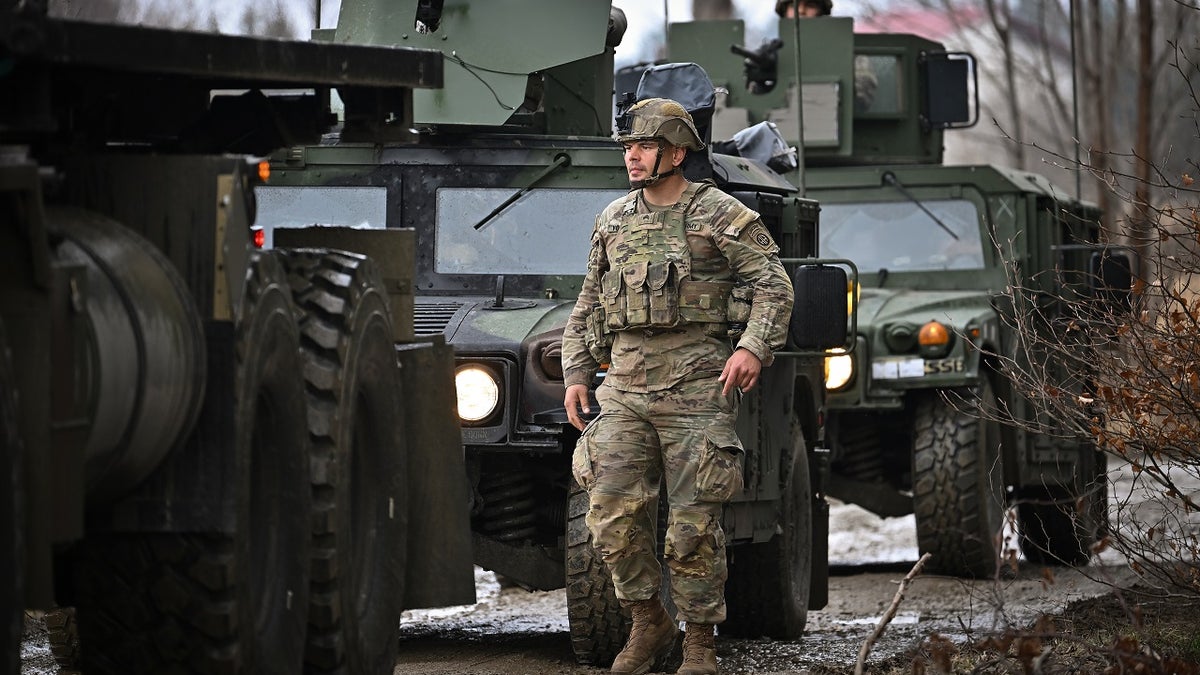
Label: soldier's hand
xmin=565 ymin=383 xmax=592 ymax=432
xmin=719 ymin=348 xmax=763 ymax=397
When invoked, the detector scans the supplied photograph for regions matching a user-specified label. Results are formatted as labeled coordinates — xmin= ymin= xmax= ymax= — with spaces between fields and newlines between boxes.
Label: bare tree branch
xmin=854 ymin=552 xmax=933 ymax=675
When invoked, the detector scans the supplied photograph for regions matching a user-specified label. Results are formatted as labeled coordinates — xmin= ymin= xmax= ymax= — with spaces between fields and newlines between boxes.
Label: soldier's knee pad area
xmin=585 ymin=491 xmax=654 ymax=560
xmin=664 ymin=509 xmax=725 ymax=578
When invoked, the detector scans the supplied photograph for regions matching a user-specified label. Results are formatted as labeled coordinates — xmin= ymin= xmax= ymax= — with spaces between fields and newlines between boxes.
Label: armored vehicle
xmin=254 ymin=0 xmax=849 ymax=665
xmin=1 ymin=4 xmax=475 ymax=673
xmin=667 ymin=14 xmax=1118 ymax=577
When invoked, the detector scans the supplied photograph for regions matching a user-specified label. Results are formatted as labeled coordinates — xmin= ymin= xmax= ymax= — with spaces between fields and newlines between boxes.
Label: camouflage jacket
xmin=562 ymin=181 xmax=794 ymax=392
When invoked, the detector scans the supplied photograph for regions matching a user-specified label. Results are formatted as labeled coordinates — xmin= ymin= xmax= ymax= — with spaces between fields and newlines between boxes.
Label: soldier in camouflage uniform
xmin=561 ymin=98 xmax=794 ymax=675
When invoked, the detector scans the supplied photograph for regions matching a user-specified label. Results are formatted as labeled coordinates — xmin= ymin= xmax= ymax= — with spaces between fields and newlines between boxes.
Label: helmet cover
xmin=616 ymin=98 xmax=705 ymax=151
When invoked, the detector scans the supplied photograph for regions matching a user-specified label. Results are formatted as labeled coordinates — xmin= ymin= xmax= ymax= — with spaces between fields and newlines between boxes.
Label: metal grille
xmin=413 ymin=301 xmax=465 ymax=336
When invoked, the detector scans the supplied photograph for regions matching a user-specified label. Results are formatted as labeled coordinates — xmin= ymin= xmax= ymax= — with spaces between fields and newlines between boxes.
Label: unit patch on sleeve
xmin=743 ymin=222 xmax=775 ymax=252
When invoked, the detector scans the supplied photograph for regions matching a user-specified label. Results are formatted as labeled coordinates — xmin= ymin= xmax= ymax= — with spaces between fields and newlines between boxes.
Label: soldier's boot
xmin=611 ymin=595 xmax=678 ymax=674
xmin=675 ymin=623 xmax=718 ymax=675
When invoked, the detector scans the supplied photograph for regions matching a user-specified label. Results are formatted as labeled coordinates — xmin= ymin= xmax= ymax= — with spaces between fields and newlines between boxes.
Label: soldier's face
xmin=782 ymin=1 xmax=827 ymax=17
xmin=622 ymin=140 xmax=681 ymax=183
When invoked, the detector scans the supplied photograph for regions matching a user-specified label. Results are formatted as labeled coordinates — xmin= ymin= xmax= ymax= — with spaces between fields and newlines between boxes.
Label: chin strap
xmin=630 ymin=144 xmax=681 ymax=189
xmin=631 ymin=167 xmax=680 ymax=189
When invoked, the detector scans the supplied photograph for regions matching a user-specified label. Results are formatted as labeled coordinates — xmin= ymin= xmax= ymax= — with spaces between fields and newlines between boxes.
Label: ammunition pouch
xmin=648 ymin=261 xmax=680 ymax=325
xmin=602 ymin=260 xmax=687 ymax=330
xmin=600 ymin=264 xmax=753 ymax=337
xmin=600 ymin=267 xmax=626 ymax=329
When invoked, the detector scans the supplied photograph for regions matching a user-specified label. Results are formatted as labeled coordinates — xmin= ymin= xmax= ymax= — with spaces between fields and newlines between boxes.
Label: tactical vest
xmin=595 ymin=182 xmax=751 ymax=334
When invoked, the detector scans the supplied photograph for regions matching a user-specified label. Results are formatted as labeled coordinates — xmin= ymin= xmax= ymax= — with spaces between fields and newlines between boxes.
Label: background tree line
xmin=857 ymin=0 xmax=1197 ymax=253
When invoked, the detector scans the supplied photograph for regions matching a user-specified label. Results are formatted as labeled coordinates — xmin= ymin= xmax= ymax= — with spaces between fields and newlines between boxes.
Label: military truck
xmin=252 ymin=0 xmax=849 ymax=666
xmin=0 ymin=4 xmax=479 ymax=673
xmin=666 ymin=14 xmax=1119 ymax=577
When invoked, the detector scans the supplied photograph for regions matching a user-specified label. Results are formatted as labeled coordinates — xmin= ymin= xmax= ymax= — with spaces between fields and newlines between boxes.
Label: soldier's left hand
xmin=719 ymin=348 xmax=762 ymax=397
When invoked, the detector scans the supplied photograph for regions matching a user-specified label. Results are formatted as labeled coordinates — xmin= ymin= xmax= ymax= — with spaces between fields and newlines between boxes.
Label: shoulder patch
xmin=744 ymin=222 xmax=776 ymax=251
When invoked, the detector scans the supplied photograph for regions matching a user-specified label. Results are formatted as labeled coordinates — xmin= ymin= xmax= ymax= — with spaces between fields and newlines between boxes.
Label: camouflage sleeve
xmin=713 ymin=207 xmax=794 ymax=367
xmin=561 ymin=217 xmax=607 ymax=387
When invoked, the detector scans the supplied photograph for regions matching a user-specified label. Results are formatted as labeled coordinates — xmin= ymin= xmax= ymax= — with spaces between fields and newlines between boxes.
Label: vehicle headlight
xmin=455 ymin=364 xmax=501 ymax=423
xmin=824 ymin=348 xmax=854 ymax=391
xmin=539 ymin=342 xmax=563 ymax=380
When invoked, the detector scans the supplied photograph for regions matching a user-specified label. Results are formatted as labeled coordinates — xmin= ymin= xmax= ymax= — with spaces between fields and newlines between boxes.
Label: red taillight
xmin=253 ymin=228 xmax=266 ymax=248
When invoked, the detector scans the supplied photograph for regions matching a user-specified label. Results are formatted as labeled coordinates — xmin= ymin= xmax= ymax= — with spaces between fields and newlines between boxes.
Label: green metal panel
xmin=807 ymin=163 xmax=1076 ymax=196
xmin=668 ymin=21 xmax=761 ymax=108
xmin=1 ymin=13 xmax=443 ymax=90
xmin=335 ymin=0 xmax=612 ymax=126
xmin=395 ymin=339 xmax=476 ymax=610
xmin=846 ymin=33 xmax=942 ymax=164
xmin=669 ymin=17 xmax=855 ymax=157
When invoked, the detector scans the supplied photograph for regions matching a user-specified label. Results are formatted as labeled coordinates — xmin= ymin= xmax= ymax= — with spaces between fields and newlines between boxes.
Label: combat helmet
xmin=615 ymin=97 xmax=705 ymax=188
xmin=616 ymin=98 xmax=705 ymax=151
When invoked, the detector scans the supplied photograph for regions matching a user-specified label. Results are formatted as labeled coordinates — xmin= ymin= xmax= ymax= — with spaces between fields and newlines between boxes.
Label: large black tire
xmin=279 ymin=250 xmax=407 ymax=675
xmin=912 ymin=379 xmax=1006 ymax=578
xmin=0 ymin=320 xmax=22 ymax=675
xmin=565 ymin=484 xmax=628 ymax=667
xmin=565 ymin=483 xmax=677 ymax=669
xmin=1018 ymin=448 xmax=1107 ymax=566
xmin=724 ymin=427 xmax=812 ymax=638
xmin=73 ymin=250 xmax=312 ymax=674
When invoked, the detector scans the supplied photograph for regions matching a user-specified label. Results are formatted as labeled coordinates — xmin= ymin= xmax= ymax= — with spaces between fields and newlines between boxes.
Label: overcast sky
xmin=611 ymin=0 xmax=780 ymax=68
xmin=198 ymin=0 xmax=864 ymax=68
xmin=611 ymin=1 xmax=866 ymax=67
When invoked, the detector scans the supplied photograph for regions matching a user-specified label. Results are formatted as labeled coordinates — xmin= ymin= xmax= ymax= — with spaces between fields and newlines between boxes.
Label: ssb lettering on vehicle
xmin=924 ymin=357 xmax=965 ymax=374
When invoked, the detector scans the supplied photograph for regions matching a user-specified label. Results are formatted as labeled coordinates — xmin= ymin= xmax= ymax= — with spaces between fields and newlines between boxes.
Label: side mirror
xmin=790 ymin=264 xmax=848 ymax=349
xmin=920 ymin=51 xmax=978 ymax=131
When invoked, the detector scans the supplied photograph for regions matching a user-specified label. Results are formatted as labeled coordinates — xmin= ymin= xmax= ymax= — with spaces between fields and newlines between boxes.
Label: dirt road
xmin=390 ymin=502 xmax=1135 ymax=675
xmin=23 ymin=464 xmax=1150 ymax=675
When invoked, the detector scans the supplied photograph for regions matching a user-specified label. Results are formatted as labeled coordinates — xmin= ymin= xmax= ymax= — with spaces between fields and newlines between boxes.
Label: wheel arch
xmin=791 ymin=361 xmax=823 ymax=460
xmin=976 ymin=345 xmax=1020 ymax=490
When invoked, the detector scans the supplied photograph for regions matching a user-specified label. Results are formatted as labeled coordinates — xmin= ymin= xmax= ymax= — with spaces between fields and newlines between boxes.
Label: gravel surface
xmin=386 ymin=501 xmax=1136 ymax=675
xmin=22 ymin=458 xmax=1169 ymax=674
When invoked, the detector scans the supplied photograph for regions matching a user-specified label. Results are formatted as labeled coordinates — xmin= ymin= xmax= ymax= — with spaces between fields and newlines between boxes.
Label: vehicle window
xmin=435 ymin=188 xmax=627 ymax=275
xmin=855 ymin=54 xmax=901 ymax=115
xmin=255 ymin=186 xmax=387 ymax=249
xmin=819 ymin=198 xmax=985 ymax=272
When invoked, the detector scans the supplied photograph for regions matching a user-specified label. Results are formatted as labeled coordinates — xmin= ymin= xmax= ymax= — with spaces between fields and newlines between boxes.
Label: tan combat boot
xmin=611 ymin=595 xmax=678 ymax=674
xmin=675 ymin=623 xmax=718 ymax=675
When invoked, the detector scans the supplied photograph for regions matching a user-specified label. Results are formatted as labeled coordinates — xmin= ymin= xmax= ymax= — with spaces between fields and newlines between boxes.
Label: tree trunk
xmin=983 ymin=0 xmax=1026 ymax=168
xmin=1131 ymin=0 xmax=1155 ymax=275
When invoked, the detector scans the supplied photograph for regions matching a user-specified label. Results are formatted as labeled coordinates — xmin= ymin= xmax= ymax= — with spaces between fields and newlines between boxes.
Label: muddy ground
xmin=387 ymin=503 xmax=1137 ymax=675
xmin=22 ymin=459 xmax=1188 ymax=674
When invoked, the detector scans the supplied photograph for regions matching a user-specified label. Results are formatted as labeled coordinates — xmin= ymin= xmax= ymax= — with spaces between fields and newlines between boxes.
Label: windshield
xmin=819 ymin=198 xmax=985 ymax=272
xmin=255 ymin=186 xmax=387 ymax=249
xmin=435 ymin=187 xmax=627 ymax=276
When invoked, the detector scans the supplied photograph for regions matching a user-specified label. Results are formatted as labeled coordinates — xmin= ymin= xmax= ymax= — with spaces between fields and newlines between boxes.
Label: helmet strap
xmin=630 ymin=143 xmax=679 ymax=189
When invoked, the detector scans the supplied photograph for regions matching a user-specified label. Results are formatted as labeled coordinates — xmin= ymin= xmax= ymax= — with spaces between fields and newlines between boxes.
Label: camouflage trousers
xmin=571 ymin=377 xmax=744 ymax=624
